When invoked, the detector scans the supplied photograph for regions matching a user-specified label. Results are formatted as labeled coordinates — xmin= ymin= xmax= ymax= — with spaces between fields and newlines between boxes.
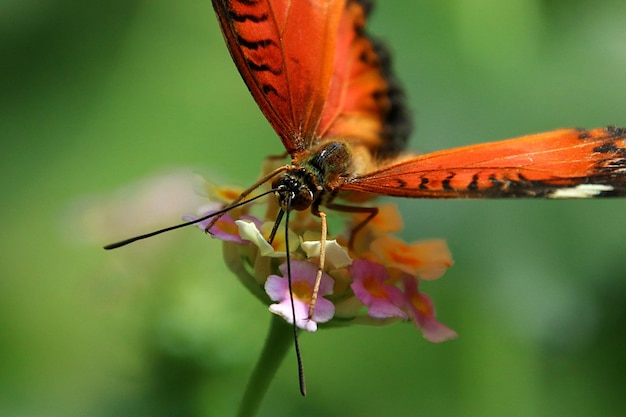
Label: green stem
xmin=237 ymin=314 xmax=294 ymax=417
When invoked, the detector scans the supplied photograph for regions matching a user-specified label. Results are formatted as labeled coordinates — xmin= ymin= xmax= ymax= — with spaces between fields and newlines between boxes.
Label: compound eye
xmin=290 ymin=187 xmax=313 ymax=211
xmin=270 ymin=175 xmax=284 ymax=192
xmin=271 ymin=174 xmax=314 ymax=211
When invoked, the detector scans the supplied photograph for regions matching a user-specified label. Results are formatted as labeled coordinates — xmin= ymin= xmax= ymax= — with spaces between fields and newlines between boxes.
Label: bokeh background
xmin=2 ymin=0 xmax=625 ymax=416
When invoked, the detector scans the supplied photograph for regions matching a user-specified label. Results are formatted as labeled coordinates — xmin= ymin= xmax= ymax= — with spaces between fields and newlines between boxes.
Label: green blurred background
xmin=2 ymin=0 xmax=625 ymax=416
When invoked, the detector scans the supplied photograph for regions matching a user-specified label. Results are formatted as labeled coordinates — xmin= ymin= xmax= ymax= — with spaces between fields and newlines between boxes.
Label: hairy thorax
xmin=272 ymin=139 xmax=386 ymax=212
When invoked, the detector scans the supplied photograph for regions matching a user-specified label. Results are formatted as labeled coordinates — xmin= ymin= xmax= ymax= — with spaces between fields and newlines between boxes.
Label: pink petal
xmin=265 ymin=260 xmax=336 ymax=332
xmin=350 ymin=259 xmax=407 ymax=319
xmin=403 ymin=276 xmax=456 ymax=342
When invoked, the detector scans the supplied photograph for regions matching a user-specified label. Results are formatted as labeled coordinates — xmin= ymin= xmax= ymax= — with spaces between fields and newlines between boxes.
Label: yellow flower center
xmin=292 ymin=280 xmax=313 ymax=302
xmin=411 ymin=293 xmax=431 ymax=316
xmin=363 ymin=275 xmax=389 ymax=299
xmin=216 ymin=219 xmax=238 ymax=236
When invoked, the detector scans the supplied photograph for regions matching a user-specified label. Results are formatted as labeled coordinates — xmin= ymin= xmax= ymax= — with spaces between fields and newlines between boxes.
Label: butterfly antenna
xmin=103 ymin=188 xmax=277 ymax=250
xmin=285 ymin=196 xmax=306 ymax=396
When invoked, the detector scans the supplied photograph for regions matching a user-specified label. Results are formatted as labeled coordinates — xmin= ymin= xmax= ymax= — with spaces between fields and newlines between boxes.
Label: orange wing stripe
xmin=342 ymin=127 xmax=626 ymax=198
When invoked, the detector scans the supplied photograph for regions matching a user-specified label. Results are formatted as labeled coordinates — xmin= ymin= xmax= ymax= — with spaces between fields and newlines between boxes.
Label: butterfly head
xmin=271 ymin=141 xmax=355 ymax=212
xmin=271 ymin=167 xmax=319 ymax=212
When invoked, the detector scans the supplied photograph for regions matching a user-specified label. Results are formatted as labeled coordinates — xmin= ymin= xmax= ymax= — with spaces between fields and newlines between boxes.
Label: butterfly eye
xmin=291 ymin=187 xmax=314 ymax=211
xmin=272 ymin=174 xmax=315 ymax=212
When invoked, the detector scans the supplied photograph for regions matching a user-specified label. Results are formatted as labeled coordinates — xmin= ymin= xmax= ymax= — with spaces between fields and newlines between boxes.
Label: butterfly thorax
xmin=272 ymin=141 xmax=355 ymax=213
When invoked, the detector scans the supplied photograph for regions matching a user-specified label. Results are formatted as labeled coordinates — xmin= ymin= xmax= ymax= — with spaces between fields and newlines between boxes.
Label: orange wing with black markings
xmin=316 ymin=0 xmax=410 ymax=158
xmin=342 ymin=126 xmax=626 ymax=198
xmin=212 ymin=0 xmax=408 ymax=159
xmin=212 ymin=0 xmax=625 ymax=202
xmin=211 ymin=0 xmax=345 ymax=155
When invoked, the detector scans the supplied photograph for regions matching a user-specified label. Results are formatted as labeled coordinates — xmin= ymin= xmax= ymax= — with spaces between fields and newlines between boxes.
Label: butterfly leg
xmin=307 ymin=209 xmax=327 ymax=321
xmin=325 ymin=202 xmax=379 ymax=249
xmin=306 ymin=203 xmax=379 ymax=320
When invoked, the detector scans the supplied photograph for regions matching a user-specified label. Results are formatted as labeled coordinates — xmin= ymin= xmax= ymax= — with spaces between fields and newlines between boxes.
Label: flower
xmin=300 ymin=233 xmax=352 ymax=269
xmin=188 ymin=169 xmax=456 ymax=340
xmin=403 ymin=276 xmax=458 ymax=343
xmin=265 ymin=261 xmax=335 ymax=332
xmin=236 ymin=219 xmax=299 ymax=257
xmin=370 ymin=236 xmax=453 ymax=280
xmin=349 ymin=259 xmax=407 ymax=319
xmin=199 ymin=179 xmax=246 ymax=204
xmin=183 ymin=203 xmax=262 ymax=244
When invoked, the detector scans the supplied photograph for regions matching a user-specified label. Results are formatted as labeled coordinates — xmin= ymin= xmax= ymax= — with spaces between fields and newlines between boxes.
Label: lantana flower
xmin=265 ymin=261 xmax=335 ymax=332
xmin=370 ymin=235 xmax=453 ymax=280
xmin=187 ymin=169 xmax=456 ymax=341
xmin=403 ymin=275 xmax=458 ymax=342
xmin=349 ymin=259 xmax=407 ymax=320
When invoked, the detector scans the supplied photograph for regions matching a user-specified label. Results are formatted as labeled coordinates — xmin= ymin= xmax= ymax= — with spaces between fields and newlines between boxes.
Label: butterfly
xmin=211 ymin=0 xmax=624 ymax=392
xmin=106 ymin=0 xmax=625 ymax=396
xmin=106 ymin=0 xmax=625 ymax=248
xmin=210 ymin=0 xmax=625 ymax=214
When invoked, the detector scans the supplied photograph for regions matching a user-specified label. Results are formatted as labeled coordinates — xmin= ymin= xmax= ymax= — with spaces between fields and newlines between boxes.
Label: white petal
xmin=235 ymin=220 xmax=274 ymax=256
xmin=301 ymin=239 xmax=352 ymax=268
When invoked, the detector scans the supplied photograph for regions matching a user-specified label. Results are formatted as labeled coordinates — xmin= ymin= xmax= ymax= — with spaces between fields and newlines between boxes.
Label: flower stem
xmin=237 ymin=314 xmax=294 ymax=417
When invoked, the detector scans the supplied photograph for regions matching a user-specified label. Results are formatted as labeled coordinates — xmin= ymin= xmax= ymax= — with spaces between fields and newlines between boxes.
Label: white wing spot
xmin=550 ymin=184 xmax=614 ymax=198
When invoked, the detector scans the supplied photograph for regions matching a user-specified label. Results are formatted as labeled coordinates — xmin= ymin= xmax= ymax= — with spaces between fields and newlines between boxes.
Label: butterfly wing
xmin=316 ymin=1 xmax=411 ymax=158
xmin=211 ymin=0 xmax=345 ymax=156
xmin=341 ymin=126 xmax=626 ymax=198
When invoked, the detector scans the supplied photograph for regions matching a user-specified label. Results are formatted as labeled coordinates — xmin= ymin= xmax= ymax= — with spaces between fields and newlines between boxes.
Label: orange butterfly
xmin=106 ymin=0 xmax=625 ymax=250
xmin=211 ymin=0 xmax=625 ymax=219
xmin=104 ymin=0 xmax=625 ymax=397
